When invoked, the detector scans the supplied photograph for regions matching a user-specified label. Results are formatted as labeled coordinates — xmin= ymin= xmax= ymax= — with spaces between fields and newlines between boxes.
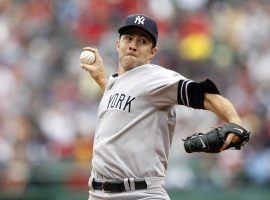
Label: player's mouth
xmin=126 ymin=53 xmax=137 ymax=57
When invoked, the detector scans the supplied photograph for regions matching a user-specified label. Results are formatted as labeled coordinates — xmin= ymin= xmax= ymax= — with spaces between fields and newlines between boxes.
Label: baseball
xmin=80 ymin=50 xmax=96 ymax=65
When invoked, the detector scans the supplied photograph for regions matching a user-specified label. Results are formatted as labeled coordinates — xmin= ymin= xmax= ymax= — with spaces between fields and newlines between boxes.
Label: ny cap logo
xmin=134 ymin=16 xmax=145 ymax=25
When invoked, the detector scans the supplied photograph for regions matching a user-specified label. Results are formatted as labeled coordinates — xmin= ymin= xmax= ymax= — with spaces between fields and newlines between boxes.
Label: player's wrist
xmin=93 ymin=75 xmax=107 ymax=92
xmin=227 ymin=116 xmax=243 ymax=127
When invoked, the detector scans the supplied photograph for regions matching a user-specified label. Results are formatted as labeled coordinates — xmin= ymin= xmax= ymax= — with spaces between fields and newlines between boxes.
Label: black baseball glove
xmin=183 ymin=123 xmax=250 ymax=153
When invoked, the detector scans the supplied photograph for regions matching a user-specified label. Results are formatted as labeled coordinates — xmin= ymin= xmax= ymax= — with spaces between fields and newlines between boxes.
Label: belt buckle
xmin=102 ymin=181 xmax=110 ymax=192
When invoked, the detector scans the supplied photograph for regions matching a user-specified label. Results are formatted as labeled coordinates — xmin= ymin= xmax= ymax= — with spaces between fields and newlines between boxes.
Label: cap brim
xmin=118 ymin=25 xmax=156 ymax=46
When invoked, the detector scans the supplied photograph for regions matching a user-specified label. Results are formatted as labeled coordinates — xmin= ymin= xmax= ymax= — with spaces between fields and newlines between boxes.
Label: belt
xmin=92 ymin=178 xmax=147 ymax=193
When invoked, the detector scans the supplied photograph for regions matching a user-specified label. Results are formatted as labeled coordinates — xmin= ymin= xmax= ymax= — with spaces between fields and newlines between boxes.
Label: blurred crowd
xmin=0 ymin=0 xmax=270 ymax=195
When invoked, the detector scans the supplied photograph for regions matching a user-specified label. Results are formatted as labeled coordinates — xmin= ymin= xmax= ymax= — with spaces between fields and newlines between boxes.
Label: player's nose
xmin=128 ymin=40 xmax=137 ymax=52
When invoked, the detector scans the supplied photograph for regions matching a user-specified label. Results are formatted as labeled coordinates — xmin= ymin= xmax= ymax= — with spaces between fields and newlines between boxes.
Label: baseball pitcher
xmin=80 ymin=14 xmax=250 ymax=200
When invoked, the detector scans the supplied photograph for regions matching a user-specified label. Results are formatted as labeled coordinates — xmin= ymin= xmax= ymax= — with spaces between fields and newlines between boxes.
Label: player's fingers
xmin=83 ymin=47 xmax=98 ymax=54
xmin=80 ymin=63 xmax=89 ymax=70
xmin=80 ymin=64 xmax=87 ymax=72
xmin=83 ymin=47 xmax=96 ymax=51
xmin=80 ymin=63 xmax=94 ymax=72
xmin=232 ymin=135 xmax=240 ymax=143
xmin=220 ymin=133 xmax=234 ymax=151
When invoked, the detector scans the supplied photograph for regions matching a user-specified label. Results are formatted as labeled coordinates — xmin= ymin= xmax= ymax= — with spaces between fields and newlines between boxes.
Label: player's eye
xmin=124 ymin=35 xmax=132 ymax=41
xmin=139 ymin=39 xmax=146 ymax=44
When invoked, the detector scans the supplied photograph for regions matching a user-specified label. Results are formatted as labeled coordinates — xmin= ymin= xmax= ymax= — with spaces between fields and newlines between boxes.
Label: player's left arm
xmin=203 ymin=93 xmax=243 ymax=151
xmin=177 ymin=78 xmax=245 ymax=151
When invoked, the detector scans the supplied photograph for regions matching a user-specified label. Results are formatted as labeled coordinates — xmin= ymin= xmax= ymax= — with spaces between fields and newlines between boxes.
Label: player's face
xmin=117 ymin=28 xmax=157 ymax=74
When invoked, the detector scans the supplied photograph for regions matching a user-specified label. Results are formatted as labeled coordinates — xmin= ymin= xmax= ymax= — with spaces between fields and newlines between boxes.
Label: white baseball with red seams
xmin=80 ymin=50 xmax=96 ymax=64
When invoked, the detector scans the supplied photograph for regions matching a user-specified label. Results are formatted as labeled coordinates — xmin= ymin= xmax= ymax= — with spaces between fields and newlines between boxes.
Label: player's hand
xmin=80 ymin=47 xmax=104 ymax=77
xmin=80 ymin=47 xmax=107 ymax=91
xmin=183 ymin=123 xmax=249 ymax=153
xmin=219 ymin=133 xmax=240 ymax=151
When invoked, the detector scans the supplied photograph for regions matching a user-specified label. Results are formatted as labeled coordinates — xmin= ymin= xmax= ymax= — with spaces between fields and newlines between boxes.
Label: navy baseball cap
xmin=118 ymin=14 xmax=158 ymax=47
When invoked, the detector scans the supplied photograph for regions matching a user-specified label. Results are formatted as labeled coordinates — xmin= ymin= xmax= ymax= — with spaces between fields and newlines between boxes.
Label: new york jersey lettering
xmin=107 ymin=93 xmax=136 ymax=113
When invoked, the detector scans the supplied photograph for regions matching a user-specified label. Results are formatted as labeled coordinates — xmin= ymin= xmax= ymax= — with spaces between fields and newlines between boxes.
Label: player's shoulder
xmin=142 ymin=64 xmax=170 ymax=71
xmin=142 ymin=64 xmax=186 ymax=80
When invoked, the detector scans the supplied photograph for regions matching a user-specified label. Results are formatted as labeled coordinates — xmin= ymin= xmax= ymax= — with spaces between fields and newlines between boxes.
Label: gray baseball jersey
xmin=91 ymin=64 xmax=190 ymax=180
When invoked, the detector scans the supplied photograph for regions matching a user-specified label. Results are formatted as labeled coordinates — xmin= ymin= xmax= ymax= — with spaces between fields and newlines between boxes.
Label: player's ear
xmin=149 ymin=47 xmax=158 ymax=59
xmin=116 ymin=39 xmax=120 ymax=52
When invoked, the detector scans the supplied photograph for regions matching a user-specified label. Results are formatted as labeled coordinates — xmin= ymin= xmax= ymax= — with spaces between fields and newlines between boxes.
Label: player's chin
xmin=121 ymin=57 xmax=142 ymax=69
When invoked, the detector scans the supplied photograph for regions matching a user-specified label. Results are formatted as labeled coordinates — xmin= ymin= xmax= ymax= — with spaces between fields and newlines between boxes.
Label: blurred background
xmin=0 ymin=0 xmax=270 ymax=199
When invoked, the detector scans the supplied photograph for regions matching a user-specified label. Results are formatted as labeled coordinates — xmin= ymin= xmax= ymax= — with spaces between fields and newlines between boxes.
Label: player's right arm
xmin=80 ymin=47 xmax=108 ymax=92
